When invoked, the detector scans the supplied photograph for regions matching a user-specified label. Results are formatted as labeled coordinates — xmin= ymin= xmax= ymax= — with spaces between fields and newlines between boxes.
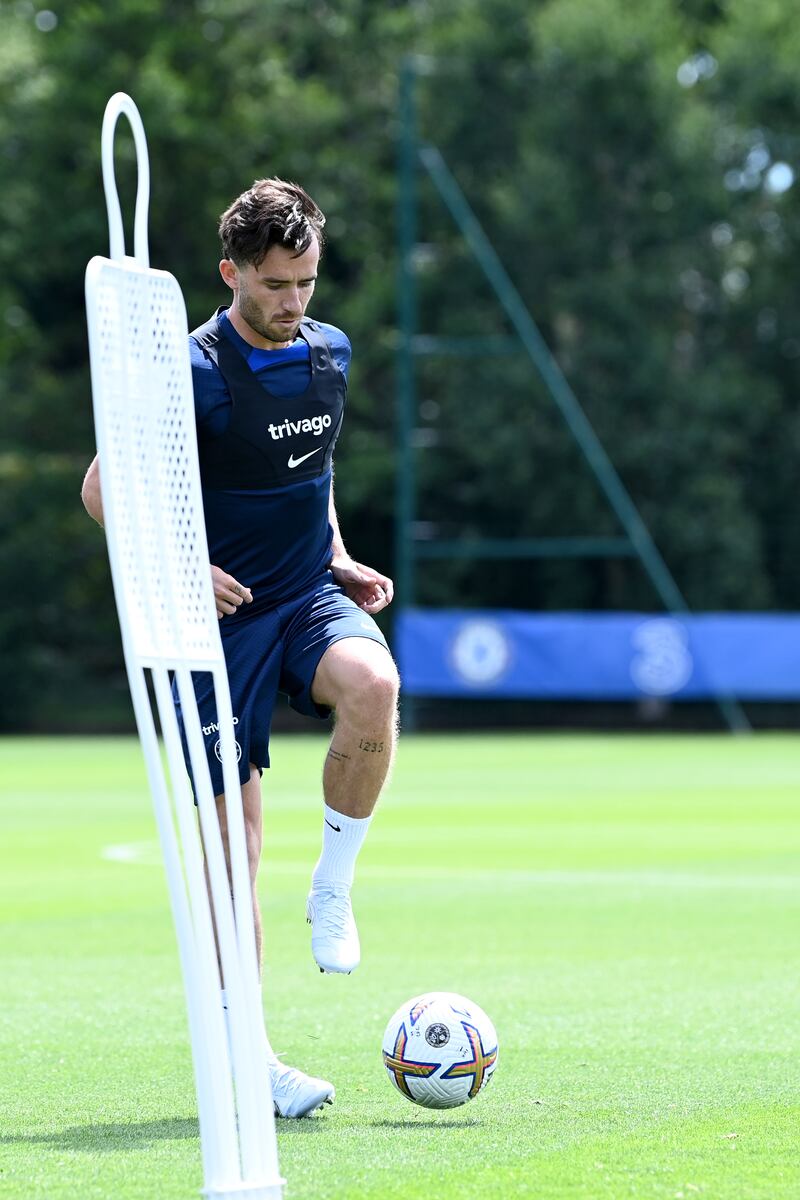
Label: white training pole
xmin=85 ymin=91 xmax=283 ymax=1200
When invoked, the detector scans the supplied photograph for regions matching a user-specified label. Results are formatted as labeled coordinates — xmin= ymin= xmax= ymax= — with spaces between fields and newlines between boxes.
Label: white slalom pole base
xmin=203 ymin=1183 xmax=286 ymax=1200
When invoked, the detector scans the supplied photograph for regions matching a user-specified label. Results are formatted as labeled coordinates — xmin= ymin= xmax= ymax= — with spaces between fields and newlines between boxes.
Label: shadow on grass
xmin=0 ymin=1117 xmax=199 ymax=1151
xmin=3 ymin=1115 xmax=478 ymax=1150
xmin=273 ymin=1117 xmax=334 ymax=1137
xmin=369 ymin=1118 xmax=481 ymax=1130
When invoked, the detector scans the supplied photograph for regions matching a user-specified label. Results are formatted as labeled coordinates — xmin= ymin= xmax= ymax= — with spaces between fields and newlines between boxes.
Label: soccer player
xmin=81 ymin=178 xmax=399 ymax=1117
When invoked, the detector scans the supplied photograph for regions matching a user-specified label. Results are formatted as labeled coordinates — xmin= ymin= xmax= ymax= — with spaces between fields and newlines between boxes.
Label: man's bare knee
xmin=336 ymin=658 xmax=399 ymax=723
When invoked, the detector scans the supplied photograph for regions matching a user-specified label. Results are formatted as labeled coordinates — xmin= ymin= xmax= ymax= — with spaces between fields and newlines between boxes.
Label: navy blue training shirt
xmin=190 ymin=309 xmax=351 ymax=614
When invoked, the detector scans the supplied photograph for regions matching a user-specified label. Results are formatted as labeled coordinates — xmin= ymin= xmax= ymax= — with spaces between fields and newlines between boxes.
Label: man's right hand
xmin=211 ymin=565 xmax=253 ymax=619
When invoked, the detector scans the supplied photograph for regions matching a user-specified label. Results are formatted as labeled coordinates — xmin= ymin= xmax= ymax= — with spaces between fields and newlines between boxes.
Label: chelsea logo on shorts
xmin=214 ymin=738 xmax=242 ymax=763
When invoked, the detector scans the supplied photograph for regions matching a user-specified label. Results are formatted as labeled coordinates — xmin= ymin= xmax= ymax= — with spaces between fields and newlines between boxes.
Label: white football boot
xmin=270 ymin=1061 xmax=335 ymax=1118
xmin=306 ymin=883 xmax=361 ymax=974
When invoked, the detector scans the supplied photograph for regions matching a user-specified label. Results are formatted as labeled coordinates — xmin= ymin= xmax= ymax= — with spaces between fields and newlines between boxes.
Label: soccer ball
xmin=381 ymin=992 xmax=498 ymax=1109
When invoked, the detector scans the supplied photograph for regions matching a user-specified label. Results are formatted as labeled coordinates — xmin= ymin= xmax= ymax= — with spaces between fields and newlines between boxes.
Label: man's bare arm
xmin=82 ymin=454 xmax=104 ymax=527
xmin=328 ymin=474 xmax=347 ymax=564
xmin=80 ymin=452 xmax=253 ymax=619
xmin=327 ymin=474 xmax=393 ymax=614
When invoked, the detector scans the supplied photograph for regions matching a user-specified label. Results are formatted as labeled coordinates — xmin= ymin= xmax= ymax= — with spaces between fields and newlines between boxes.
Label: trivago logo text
xmin=268 ymin=414 xmax=332 ymax=439
xmin=201 ymin=716 xmax=240 ymax=736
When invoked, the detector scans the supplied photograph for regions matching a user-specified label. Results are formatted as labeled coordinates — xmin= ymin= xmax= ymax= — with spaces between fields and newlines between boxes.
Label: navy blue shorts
xmin=174 ymin=572 xmax=390 ymax=795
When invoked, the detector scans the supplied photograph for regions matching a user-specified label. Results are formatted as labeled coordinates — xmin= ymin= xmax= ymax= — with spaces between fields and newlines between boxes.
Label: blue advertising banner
xmin=395 ymin=611 xmax=800 ymax=700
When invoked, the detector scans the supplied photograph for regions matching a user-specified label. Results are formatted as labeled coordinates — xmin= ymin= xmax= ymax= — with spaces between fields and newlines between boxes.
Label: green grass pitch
xmin=1 ymin=733 xmax=798 ymax=1199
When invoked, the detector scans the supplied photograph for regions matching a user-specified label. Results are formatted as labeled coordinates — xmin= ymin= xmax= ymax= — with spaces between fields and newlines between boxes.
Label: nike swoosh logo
xmin=325 ymin=819 xmax=341 ymax=832
xmin=287 ymin=446 xmax=322 ymax=469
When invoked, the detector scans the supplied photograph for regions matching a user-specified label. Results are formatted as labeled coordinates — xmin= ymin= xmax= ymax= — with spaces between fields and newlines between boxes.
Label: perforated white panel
xmin=86 ymin=256 xmax=221 ymax=667
xmin=83 ymin=94 xmax=282 ymax=1200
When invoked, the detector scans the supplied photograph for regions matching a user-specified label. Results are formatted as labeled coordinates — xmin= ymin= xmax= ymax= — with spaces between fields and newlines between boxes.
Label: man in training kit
xmin=82 ymin=178 xmax=399 ymax=1117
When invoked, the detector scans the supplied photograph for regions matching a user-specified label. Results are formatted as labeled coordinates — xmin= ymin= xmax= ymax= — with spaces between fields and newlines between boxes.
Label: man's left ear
xmin=219 ymin=259 xmax=238 ymax=290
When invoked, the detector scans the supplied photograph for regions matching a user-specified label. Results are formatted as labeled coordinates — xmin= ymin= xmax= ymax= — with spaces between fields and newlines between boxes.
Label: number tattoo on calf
xmin=358 ymin=738 xmax=384 ymax=753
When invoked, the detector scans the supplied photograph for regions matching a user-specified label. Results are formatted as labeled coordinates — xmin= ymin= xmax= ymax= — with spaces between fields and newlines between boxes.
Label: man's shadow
xmin=1 ymin=1114 xmax=337 ymax=1151
xmin=0 ymin=1118 xmax=199 ymax=1152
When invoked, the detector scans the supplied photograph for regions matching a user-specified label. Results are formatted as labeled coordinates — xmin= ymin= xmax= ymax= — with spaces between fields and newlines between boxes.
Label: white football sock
xmin=221 ymin=987 xmax=279 ymax=1067
xmin=311 ymin=804 xmax=372 ymax=889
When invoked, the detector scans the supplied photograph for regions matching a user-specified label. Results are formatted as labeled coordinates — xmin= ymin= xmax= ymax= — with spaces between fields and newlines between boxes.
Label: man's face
xmin=220 ymin=240 xmax=320 ymax=346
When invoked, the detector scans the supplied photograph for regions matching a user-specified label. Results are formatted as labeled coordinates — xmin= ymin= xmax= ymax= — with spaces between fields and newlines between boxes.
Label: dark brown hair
xmin=219 ymin=178 xmax=326 ymax=266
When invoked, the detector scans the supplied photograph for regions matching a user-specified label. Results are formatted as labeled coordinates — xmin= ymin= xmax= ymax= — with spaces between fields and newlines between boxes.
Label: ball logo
xmin=451 ymin=620 xmax=511 ymax=686
xmin=214 ymin=738 xmax=242 ymax=764
xmin=425 ymin=1022 xmax=450 ymax=1048
xmin=630 ymin=618 xmax=693 ymax=696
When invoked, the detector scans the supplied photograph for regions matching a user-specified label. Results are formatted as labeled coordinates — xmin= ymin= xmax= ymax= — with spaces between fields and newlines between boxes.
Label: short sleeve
xmin=314 ymin=322 xmax=352 ymax=382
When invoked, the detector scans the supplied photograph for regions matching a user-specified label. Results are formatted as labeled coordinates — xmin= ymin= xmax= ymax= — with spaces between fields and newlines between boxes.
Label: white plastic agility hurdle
xmin=85 ymin=92 xmax=284 ymax=1200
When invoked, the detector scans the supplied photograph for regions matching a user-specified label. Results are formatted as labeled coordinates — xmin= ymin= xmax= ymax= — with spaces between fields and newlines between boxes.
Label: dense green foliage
xmin=0 ymin=1 xmax=798 ymax=728
xmin=2 ymin=733 xmax=799 ymax=1197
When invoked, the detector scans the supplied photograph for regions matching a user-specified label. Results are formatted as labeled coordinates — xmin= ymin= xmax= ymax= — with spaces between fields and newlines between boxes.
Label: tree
xmin=1 ymin=0 xmax=798 ymax=730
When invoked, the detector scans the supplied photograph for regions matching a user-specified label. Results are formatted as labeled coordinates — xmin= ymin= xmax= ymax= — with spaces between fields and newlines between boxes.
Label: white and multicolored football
xmin=381 ymin=992 xmax=499 ymax=1109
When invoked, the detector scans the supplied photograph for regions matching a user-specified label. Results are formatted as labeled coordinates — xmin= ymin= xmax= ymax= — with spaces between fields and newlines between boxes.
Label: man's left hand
xmin=330 ymin=557 xmax=394 ymax=615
